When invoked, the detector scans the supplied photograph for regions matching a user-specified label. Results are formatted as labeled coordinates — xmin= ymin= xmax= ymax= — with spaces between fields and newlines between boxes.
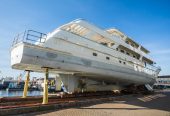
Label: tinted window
xmin=93 ymin=53 xmax=97 ymax=56
xmin=106 ymin=57 xmax=110 ymax=60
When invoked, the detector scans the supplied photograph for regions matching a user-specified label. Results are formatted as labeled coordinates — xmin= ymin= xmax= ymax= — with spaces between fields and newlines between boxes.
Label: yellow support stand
xmin=22 ymin=71 xmax=30 ymax=98
xmin=42 ymin=68 xmax=49 ymax=104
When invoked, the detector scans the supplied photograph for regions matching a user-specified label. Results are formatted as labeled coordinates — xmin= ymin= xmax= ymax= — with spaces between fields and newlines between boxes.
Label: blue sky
xmin=0 ymin=0 xmax=170 ymax=78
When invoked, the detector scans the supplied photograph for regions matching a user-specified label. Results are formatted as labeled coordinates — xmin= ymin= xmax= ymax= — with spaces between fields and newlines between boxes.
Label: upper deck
xmin=56 ymin=19 xmax=153 ymax=64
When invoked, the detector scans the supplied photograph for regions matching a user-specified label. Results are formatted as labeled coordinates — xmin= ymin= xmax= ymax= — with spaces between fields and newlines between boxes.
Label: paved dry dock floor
xmin=26 ymin=90 xmax=170 ymax=116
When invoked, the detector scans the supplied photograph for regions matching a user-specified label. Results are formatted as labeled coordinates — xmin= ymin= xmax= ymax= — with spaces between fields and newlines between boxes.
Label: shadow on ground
xmin=79 ymin=90 xmax=170 ymax=112
xmin=22 ymin=90 xmax=170 ymax=116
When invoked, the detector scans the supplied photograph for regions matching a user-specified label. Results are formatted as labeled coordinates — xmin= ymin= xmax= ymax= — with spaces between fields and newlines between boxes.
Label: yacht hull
xmin=11 ymin=43 xmax=156 ymax=86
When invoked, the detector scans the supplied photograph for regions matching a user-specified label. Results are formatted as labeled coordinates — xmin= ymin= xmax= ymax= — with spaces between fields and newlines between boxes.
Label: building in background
xmin=154 ymin=75 xmax=170 ymax=89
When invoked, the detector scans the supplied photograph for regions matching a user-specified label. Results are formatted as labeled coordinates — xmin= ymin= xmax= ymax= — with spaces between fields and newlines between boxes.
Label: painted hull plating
xmin=11 ymin=43 xmax=156 ymax=86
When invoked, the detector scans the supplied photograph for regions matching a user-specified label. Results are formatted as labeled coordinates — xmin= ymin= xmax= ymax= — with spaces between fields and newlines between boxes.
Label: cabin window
xmin=100 ymin=42 xmax=107 ymax=46
xmin=126 ymin=41 xmax=129 ymax=44
xmin=123 ymin=62 xmax=126 ymax=65
xmin=120 ymin=50 xmax=125 ymax=53
xmin=144 ymin=62 xmax=147 ymax=67
xmin=133 ymin=55 xmax=136 ymax=58
xmin=110 ymin=43 xmax=114 ymax=46
xmin=93 ymin=52 xmax=97 ymax=56
xmin=119 ymin=60 xmax=122 ymax=63
xmin=106 ymin=56 xmax=110 ymax=60
xmin=126 ymin=52 xmax=130 ymax=55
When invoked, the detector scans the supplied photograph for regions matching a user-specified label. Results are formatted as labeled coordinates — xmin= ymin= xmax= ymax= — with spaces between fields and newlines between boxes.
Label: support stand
xmin=22 ymin=71 xmax=30 ymax=98
xmin=42 ymin=68 xmax=49 ymax=104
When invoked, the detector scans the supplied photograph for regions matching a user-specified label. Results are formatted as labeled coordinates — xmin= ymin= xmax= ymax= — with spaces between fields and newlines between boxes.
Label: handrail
xmin=27 ymin=30 xmax=47 ymax=36
xmin=12 ymin=30 xmax=47 ymax=47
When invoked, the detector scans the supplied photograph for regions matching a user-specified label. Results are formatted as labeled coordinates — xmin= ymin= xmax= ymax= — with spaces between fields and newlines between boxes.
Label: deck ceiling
xmin=141 ymin=46 xmax=150 ymax=54
xmin=62 ymin=23 xmax=89 ymax=36
xmin=62 ymin=23 xmax=114 ymax=45
xmin=142 ymin=57 xmax=153 ymax=64
xmin=106 ymin=29 xmax=125 ymax=39
xmin=126 ymin=37 xmax=139 ymax=48
xmin=119 ymin=45 xmax=140 ymax=57
xmin=91 ymin=34 xmax=113 ymax=44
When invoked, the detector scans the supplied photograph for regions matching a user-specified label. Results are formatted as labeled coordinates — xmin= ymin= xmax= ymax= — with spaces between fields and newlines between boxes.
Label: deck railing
xmin=12 ymin=30 xmax=47 ymax=46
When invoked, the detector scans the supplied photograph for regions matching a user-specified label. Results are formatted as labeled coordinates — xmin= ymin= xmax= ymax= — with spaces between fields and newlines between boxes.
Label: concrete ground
xmin=25 ymin=90 xmax=170 ymax=116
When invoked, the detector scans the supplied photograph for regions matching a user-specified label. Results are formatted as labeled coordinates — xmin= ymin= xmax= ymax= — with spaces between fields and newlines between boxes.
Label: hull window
xmin=120 ymin=50 xmax=125 ymax=53
xmin=106 ymin=57 xmax=110 ymax=60
xmin=93 ymin=52 xmax=97 ymax=56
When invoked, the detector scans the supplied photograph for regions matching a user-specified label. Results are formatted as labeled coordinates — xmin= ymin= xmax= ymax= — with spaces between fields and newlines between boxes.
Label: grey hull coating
xmin=11 ymin=43 xmax=155 ymax=85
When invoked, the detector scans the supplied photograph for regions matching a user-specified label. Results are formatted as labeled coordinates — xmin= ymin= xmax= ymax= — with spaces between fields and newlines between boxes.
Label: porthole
xmin=120 ymin=50 xmax=125 ymax=53
xmin=106 ymin=57 xmax=110 ymax=60
xmin=126 ymin=52 xmax=130 ymax=55
xmin=123 ymin=62 xmax=126 ymax=65
xmin=119 ymin=60 xmax=122 ymax=63
xmin=93 ymin=52 xmax=97 ymax=56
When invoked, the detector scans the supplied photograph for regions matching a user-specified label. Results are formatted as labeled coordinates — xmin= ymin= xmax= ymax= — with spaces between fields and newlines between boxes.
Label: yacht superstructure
xmin=11 ymin=19 xmax=161 ymax=92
